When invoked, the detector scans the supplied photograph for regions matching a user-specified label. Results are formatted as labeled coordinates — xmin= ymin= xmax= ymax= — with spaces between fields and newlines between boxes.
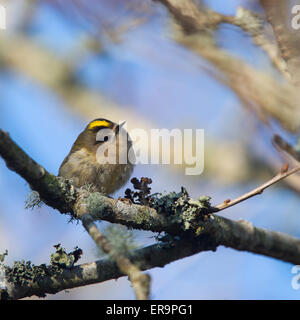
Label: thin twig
xmin=216 ymin=164 xmax=300 ymax=211
xmin=81 ymin=214 xmax=151 ymax=300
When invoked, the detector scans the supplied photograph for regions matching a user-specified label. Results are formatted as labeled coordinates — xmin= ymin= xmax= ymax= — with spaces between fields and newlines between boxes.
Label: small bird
xmin=59 ymin=118 xmax=134 ymax=195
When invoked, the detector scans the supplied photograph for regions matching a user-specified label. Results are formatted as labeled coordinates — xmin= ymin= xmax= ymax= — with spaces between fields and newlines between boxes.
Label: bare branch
xmin=81 ymin=214 xmax=151 ymax=300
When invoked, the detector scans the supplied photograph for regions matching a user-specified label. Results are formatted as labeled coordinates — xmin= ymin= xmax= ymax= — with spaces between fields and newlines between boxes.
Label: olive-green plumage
xmin=59 ymin=119 xmax=134 ymax=195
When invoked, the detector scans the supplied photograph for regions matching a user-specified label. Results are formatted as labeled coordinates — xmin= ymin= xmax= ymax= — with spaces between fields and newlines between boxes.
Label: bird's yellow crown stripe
xmin=88 ymin=120 xmax=111 ymax=130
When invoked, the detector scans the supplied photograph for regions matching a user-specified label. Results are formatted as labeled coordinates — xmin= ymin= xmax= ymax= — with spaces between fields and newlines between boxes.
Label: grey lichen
xmin=86 ymin=192 xmax=113 ymax=218
xmin=81 ymin=183 xmax=96 ymax=193
xmin=151 ymin=187 xmax=214 ymax=232
xmin=100 ymin=225 xmax=138 ymax=258
xmin=40 ymin=175 xmax=77 ymax=213
xmin=25 ymin=191 xmax=43 ymax=210
xmin=54 ymin=177 xmax=77 ymax=205
xmin=123 ymin=178 xmax=215 ymax=234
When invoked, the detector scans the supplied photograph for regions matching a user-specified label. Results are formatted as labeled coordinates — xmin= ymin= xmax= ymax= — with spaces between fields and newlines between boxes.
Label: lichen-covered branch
xmin=5 ymin=235 xmax=216 ymax=300
xmin=0 ymin=130 xmax=77 ymax=213
xmin=2 ymin=129 xmax=300 ymax=298
xmin=1 ymin=129 xmax=300 ymax=267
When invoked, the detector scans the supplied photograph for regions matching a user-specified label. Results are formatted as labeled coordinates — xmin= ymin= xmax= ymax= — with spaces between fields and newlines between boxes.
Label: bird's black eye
xmin=94 ymin=134 xmax=109 ymax=145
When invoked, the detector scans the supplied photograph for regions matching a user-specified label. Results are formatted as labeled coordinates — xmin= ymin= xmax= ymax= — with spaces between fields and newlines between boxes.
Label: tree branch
xmin=81 ymin=214 xmax=151 ymax=300
xmin=2 ymin=129 xmax=300 ymax=299
xmin=1 ymin=129 xmax=300 ymax=253
xmin=5 ymin=235 xmax=216 ymax=300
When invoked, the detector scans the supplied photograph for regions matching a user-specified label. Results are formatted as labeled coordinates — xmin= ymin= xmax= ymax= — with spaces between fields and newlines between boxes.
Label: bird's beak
xmin=115 ymin=121 xmax=126 ymax=134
